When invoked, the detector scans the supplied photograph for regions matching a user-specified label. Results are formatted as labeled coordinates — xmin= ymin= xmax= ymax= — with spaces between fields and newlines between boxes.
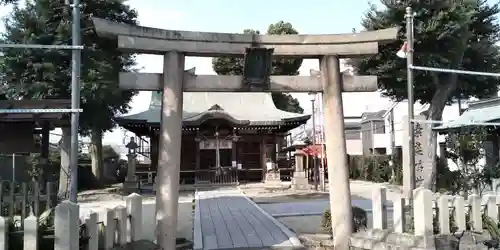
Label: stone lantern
xmin=124 ymin=137 xmax=139 ymax=192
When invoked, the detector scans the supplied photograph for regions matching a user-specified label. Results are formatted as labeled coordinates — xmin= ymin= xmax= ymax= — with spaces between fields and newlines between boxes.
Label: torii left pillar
xmin=155 ymin=51 xmax=184 ymax=249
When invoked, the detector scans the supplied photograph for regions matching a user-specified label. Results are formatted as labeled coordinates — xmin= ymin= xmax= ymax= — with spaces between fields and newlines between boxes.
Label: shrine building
xmin=116 ymin=91 xmax=310 ymax=184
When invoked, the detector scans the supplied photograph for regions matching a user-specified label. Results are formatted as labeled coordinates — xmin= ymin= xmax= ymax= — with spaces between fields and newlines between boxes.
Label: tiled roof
xmin=434 ymin=97 xmax=500 ymax=130
xmin=117 ymin=92 xmax=310 ymax=126
xmin=361 ymin=110 xmax=386 ymax=122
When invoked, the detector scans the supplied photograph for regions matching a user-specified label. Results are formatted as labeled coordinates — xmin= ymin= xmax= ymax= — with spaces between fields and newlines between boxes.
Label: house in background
xmin=340 ymin=100 xmax=465 ymax=156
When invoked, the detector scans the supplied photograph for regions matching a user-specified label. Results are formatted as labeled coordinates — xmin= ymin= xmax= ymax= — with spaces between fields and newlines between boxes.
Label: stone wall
xmin=348 ymin=186 xmax=499 ymax=250
xmin=350 ymin=229 xmax=489 ymax=250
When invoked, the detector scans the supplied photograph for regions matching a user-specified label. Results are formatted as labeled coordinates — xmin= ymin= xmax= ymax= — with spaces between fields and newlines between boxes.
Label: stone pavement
xmin=193 ymin=188 xmax=303 ymax=250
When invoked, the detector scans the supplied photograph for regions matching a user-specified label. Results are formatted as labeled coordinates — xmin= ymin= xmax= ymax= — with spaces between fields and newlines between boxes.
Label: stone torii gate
xmin=92 ymin=18 xmax=398 ymax=249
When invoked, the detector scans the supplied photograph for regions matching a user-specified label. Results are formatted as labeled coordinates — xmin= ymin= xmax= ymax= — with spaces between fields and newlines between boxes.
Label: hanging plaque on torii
xmin=242 ymin=47 xmax=274 ymax=89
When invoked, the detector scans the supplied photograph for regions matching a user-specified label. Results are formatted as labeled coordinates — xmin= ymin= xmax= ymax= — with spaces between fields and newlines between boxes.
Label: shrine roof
xmin=117 ymin=92 xmax=310 ymax=126
xmin=434 ymin=97 xmax=500 ymax=131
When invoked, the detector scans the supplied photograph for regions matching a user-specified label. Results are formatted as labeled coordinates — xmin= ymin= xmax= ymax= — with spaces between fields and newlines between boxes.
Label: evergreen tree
xmin=212 ymin=21 xmax=304 ymax=114
xmin=0 ymin=0 xmax=138 ymax=195
xmin=349 ymin=0 xmax=500 ymax=189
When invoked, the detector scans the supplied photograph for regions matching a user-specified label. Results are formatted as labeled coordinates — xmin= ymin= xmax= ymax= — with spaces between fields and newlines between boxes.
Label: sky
xmin=0 ymin=0 xmax=497 ymax=154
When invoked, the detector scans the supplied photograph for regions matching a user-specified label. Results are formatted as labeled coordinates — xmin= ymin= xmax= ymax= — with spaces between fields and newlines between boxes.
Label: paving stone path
xmin=193 ymin=188 xmax=303 ymax=250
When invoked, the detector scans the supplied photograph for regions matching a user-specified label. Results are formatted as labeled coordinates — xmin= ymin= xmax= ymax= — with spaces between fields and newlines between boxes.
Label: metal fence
xmin=0 ymin=180 xmax=57 ymax=221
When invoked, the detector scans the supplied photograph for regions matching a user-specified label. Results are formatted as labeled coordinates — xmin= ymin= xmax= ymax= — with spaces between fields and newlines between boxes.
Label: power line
xmin=0 ymin=44 xmax=82 ymax=50
xmin=409 ymin=65 xmax=500 ymax=78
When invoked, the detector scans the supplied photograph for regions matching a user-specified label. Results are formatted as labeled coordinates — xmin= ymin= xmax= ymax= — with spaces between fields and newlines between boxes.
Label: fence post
xmin=115 ymin=205 xmax=127 ymax=246
xmin=54 ymin=201 xmax=80 ymax=250
xmin=469 ymin=194 xmax=482 ymax=232
xmin=24 ymin=212 xmax=38 ymax=250
xmin=21 ymin=183 xmax=27 ymax=228
xmin=437 ymin=195 xmax=450 ymax=234
xmin=486 ymin=195 xmax=498 ymax=221
xmin=393 ymin=197 xmax=405 ymax=233
xmin=33 ymin=182 xmax=40 ymax=216
xmin=372 ymin=187 xmax=387 ymax=229
xmin=101 ymin=208 xmax=115 ymax=249
xmin=85 ymin=212 xmax=99 ymax=250
xmin=453 ymin=196 xmax=466 ymax=232
xmin=45 ymin=182 xmax=53 ymax=210
xmin=8 ymin=182 xmax=14 ymax=218
xmin=0 ymin=217 xmax=8 ymax=250
xmin=126 ymin=193 xmax=143 ymax=241
xmin=413 ymin=188 xmax=433 ymax=236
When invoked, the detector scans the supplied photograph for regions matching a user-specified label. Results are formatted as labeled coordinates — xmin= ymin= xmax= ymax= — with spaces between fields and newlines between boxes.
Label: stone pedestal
xmin=264 ymin=171 xmax=282 ymax=188
xmin=402 ymin=115 xmax=431 ymax=197
xmin=319 ymin=166 xmax=325 ymax=191
xmin=292 ymin=171 xmax=309 ymax=190
xmin=124 ymin=178 xmax=139 ymax=193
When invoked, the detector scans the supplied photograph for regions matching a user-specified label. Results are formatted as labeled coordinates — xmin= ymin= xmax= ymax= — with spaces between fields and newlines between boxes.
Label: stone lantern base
xmin=123 ymin=179 xmax=139 ymax=193
xmin=291 ymin=171 xmax=309 ymax=190
xmin=264 ymin=171 xmax=282 ymax=188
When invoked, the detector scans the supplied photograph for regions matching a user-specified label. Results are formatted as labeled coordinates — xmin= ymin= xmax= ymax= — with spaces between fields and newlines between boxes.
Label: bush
xmin=8 ymin=209 xmax=55 ymax=249
xmin=348 ymin=155 xmax=393 ymax=183
xmin=321 ymin=206 xmax=367 ymax=234
xmin=8 ymin=208 xmax=89 ymax=250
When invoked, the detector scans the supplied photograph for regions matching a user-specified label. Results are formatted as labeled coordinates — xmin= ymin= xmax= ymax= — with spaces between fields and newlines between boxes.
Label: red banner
xmin=302 ymin=144 xmax=324 ymax=157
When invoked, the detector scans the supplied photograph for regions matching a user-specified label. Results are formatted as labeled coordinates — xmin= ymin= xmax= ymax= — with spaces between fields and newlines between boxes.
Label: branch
xmin=431 ymin=72 xmax=440 ymax=86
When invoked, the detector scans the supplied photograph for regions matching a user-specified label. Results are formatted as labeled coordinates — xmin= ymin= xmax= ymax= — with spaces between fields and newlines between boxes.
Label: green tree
xmin=212 ymin=21 xmax=304 ymax=113
xmin=0 ymin=0 xmax=15 ymax=5
xmin=0 ymin=0 xmax=138 ymax=193
xmin=349 ymin=0 xmax=500 ymax=189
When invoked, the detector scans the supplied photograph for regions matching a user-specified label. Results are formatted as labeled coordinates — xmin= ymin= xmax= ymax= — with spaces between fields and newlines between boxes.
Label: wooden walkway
xmin=193 ymin=188 xmax=303 ymax=250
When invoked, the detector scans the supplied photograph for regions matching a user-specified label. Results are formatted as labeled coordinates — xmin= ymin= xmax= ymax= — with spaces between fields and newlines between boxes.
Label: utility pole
xmin=319 ymin=93 xmax=326 ymax=192
xmin=12 ymin=153 xmax=15 ymax=183
xmin=0 ymin=1 xmax=83 ymax=202
xmin=405 ymin=7 xmax=416 ymax=202
xmin=69 ymin=0 xmax=82 ymax=203
xmin=309 ymin=92 xmax=319 ymax=190
xmin=389 ymin=108 xmax=396 ymax=178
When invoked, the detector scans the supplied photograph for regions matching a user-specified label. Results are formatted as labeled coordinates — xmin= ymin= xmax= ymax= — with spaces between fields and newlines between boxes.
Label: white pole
xmin=319 ymin=93 xmax=326 ymax=191
xmin=12 ymin=153 xmax=15 ymax=182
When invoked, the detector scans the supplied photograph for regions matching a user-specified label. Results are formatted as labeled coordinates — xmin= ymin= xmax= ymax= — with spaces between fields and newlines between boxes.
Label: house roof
xmin=434 ymin=97 xmax=500 ymax=131
xmin=361 ymin=110 xmax=386 ymax=122
xmin=117 ymin=92 xmax=310 ymax=126
xmin=345 ymin=122 xmax=361 ymax=129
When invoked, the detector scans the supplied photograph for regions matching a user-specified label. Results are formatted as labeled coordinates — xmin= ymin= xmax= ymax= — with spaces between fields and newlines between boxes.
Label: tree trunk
xmin=90 ymin=129 xmax=104 ymax=182
xmin=421 ymin=25 xmax=470 ymax=190
xmin=58 ymin=127 xmax=71 ymax=199
xmin=422 ymin=77 xmax=459 ymax=190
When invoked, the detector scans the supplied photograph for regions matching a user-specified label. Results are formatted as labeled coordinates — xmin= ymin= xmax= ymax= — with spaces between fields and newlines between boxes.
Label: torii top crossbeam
xmin=92 ymin=18 xmax=398 ymax=58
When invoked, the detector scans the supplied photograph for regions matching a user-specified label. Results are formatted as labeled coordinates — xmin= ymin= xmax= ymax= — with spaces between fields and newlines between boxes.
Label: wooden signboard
xmin=0 ymin=123 xmax=36 ymax=153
